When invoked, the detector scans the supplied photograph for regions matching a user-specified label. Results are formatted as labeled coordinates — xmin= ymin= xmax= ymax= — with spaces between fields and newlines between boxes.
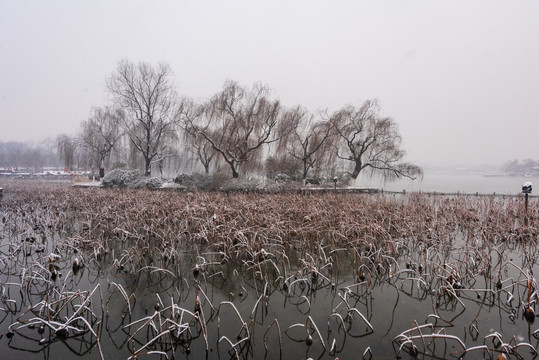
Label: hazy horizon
xmin=1 ymin=1 xmax=538 ymax=167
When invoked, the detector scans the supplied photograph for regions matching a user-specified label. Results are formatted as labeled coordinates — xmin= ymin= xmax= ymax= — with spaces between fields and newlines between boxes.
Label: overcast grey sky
xmin=1 ymin=0 xmax=538 ymax=166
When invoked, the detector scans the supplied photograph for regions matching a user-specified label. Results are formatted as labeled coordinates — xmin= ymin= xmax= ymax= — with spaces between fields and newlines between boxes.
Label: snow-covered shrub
xmin=273 ymin=173 xmax=291 ymax=183
xmin=173 ymin=172 xmax=213 ymax=190
xmin=130 ymin=176 xmax=164 ymax=189
xmin=173 ymin=173 xmax=191 ymax=185
xmin=102 ymin=169 xmax=143 ymax=188
xmin=144 ymin=177 xmax=164 ymax=189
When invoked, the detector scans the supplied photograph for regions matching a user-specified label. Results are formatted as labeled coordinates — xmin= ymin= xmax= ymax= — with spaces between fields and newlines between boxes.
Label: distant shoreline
xmin=482 ymin=174 xmax=511 ymax=178
xmin=482 ymin=174 xmax=537 ymax=178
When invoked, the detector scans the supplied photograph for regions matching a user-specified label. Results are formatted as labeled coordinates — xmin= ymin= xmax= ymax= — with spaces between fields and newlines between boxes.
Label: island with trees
xmin=1 ymin=60 xmax=422 ymax=189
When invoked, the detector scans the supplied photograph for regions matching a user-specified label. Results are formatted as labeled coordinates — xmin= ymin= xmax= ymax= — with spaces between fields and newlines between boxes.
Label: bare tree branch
xmin=179 ymin=81 xmax=298 ymax=178
xmin=329 ymin=99 xmax=422 ymax=184
xmin=106 ymin=60 xmax=179 ymax=175
xmin=79 ymin=106 xmax=124 ymax=176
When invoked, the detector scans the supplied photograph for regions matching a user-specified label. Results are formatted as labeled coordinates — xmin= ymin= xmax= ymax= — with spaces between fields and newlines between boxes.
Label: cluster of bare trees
xmin=0 ymin=140 xmax=59 ymax=172
xmin=23 ymin=60 xmax=421 ymax=184
xmin=52 ymin=61 xmax=180 ymax=177
xmin=55 ymin=110 xmax=125 ymax=175
xmin=180 ymin=81 xmax=302 ymax=178
xmin=502 ymin=159 xmax=539 ymax=176
xmin=179 ymin=79 xmax=422 ymax=184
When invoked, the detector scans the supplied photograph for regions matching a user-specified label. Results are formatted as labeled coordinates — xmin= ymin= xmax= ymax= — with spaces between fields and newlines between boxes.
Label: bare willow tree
xmin=56 ymin=134 xmax=78 ymax=171
xmin=284 ymin=107 xmax=334 ymax=185
xmin=179 ymin=99 xmax=217 ymax=174
xmin=106 ymin=60 xmax=179 ymax=175
xmin=180 ymin=81 xmax=299 ymax=178
xmin=80 ymin=106 xmax=124 ymax=177
xmin=329 ymin=99 xmax=422 ymax=184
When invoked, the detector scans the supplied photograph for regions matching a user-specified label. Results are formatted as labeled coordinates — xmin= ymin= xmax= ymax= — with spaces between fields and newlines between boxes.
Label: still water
xmin=359 ymin=173 xmax=539 ymax=195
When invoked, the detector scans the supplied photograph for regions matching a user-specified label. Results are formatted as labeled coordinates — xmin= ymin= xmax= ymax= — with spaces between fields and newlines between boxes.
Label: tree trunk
xmin=227 ymin=160 xmax=239 ymax=178
xmin=99 ymin=153 xmax=106 ymax=178
xmin=145 ymin=158 xmax=152 ymax=176
xmin=351 ymin=161 xmax=362 ymax=180
xmin=302 ymin=161 xmax=308 ymax=186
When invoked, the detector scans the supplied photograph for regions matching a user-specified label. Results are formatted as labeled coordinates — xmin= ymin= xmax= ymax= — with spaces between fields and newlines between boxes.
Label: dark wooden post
xmin=522 ymin=182 xmax=532 ymax=226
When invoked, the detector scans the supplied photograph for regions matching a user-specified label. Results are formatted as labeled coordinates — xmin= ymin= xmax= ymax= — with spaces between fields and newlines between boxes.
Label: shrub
xmin=173 ymin=173 xmax=191 ymax=185
xmin=102 ymin=169 xmax=143 ymax=188
xmin=273 ymin=173 xmax=291 ymax=183
xmin=144 ymin=177 xmax=164 ymax=189
xmin=130 ymin=176 xmax=165 ymax=189
xmin=173 ymin=172 xmax=213 ymax=190
xmin=265 ymin=156 xmax=301 ymax=180
xmin=334 ymin=172 xmax=351 ymax=185
xmin=306 ymin=177 xmax=322 ymax=185
xmin=211 ymin=172 xmax=229 ymax=190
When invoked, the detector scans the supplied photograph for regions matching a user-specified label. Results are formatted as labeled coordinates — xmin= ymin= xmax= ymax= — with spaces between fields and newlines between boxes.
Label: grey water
xmin=360 ymin=172 xmax=539 ymax=195
xmin=1 ymin=232 xmax=535 ymax=360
